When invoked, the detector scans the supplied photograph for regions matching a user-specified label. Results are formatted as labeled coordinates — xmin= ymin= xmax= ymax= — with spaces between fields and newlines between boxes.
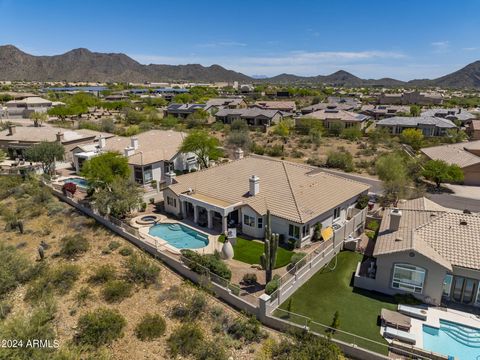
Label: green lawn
xmin=275 ymin=251 xmax=397 ymax=355
xmin=220 ymin=235 xmax=293 ymax=268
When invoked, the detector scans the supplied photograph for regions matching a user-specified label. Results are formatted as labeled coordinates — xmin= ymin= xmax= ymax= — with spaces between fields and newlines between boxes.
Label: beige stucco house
xmin=297 ymin=107 xmax=369 ymax=130
xmin=163 ymin=155 xmax=369 ymax=247
xmin=355 ymin=198 xmax=480 ymax=308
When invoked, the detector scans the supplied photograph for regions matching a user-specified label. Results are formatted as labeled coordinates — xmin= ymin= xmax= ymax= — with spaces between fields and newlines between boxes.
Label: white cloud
xmin=463 ymin=47 xmax=478 ymax=51
xmin=195 ymin=41 xmax=247 ymax=48
xmin=431 ymin=41 xmax=450 ymax=53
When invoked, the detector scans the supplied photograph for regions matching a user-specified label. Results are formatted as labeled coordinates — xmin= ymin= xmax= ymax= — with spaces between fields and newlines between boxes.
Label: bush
xmin=242 ymin=273 xmax=258 ymax=285
xmin=59 ymin=234 xmax=89 ymax=259
xmin=172 ymin=293 xmax=207 ymax=321
xmin=119 ymin=247 xmax=133 ymax=256
xmin=102 ymin=280 xmax=133 ymax=303
xmin=393 ymin=293 xmax=423 ymax=305
xmin=0 ymin=244 xmax=34 ymax=297
xmin=108 ymin=241 xmax=121 ymax=251
xmin=196 ymin=340 xmax=228 ymax=360
xmin=124 ymin=254 xmax=160 ymax=286
xmin=290 ymin=252 xmax=307 ymax=267
xmin=265 ymin=144 xmax=284 ymax=157
xmin=62 ymin=182 xmax=77 ymax=196
xmin=227 ymin=316 xmax=264 ymax=343
xmin=167 ymin=323 xmax=204 ymax=357
xmin=326 ymin=150 xmax=354 ymax=172
xmin=76 ymin=308 xmax=126 ymax=347
xmin=89 ymin=264 xmax=117 ymax=284
xmin=355 ymin=194 xmax=369 ymax=209
xmin=341 ymin=127 xmax=362 ymax=141
xmin=0 ymin=301 xmax=12 ymax=320
xmin=181 ymin=249 xmax=232 ymax=280
xmin=75 ymin=287 xmax=93 ymax=306
xmin=135 ymin=313 xmax=166 ymax=341
xmin=366 ymin=220 xmax=380 ymax=232
xmin=25 ymin=264 xmax=80 ymax=302
xmin=265 ymin=274 xmax=281 ymax=295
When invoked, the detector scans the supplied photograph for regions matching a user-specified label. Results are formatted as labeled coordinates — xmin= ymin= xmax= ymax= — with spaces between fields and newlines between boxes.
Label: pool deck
xmin=384 ymin=305 xmax=480 ymax=350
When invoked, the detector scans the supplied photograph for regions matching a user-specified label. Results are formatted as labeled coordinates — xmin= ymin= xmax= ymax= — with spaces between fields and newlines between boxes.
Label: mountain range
xmin=1 ymin=45 xmax=480 ymax=89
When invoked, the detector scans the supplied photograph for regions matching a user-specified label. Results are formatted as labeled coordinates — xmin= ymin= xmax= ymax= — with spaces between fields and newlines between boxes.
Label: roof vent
xmin=395 ymin=237 xmax=403 ymax=242
xmin=460 ymin=220 xmax=468 ymax=226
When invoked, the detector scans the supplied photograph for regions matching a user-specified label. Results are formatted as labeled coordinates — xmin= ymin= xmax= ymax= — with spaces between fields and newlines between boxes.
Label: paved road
xmin=319 ymin=168 xmax=480 ymax=212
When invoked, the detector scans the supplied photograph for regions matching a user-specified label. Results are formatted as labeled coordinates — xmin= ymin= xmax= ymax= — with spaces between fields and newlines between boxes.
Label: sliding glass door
xmin=451 ymin=276 xmax=478 ymax=304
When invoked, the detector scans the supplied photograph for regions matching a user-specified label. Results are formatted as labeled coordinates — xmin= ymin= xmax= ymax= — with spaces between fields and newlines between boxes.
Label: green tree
xmin=341 ymin=126 xmax=362 ymax=141
xmin=25 ymin=141 xmax=65 ymax=175
xmin=230 ymin=118 xmax=249 ymax=132
xmin=29 ymin=112 xmax=48 ymax=127
xmin=422 ymin=160 xmax=464 ymax=188
xmin=274 ymin=118 xmax=294 ymax=139
xmin=227 ymin=130 xmax=251 ymax=151
xmin=445 ymin=129 xmax=468 ymax=143
xmin=180 ymin=130 xmax=222 ymax=168
xmin=409 ymin=105 xmax=421 ymax=117
xmin=81 ymin=152 xmax=130 ymax=188
xmin=400 ymin=128 xmax=424 ymax=151
xmin=92 ymin=177 xmax=142 ymax=217
xmin=376 ymin=153 xmax=411 ymax=203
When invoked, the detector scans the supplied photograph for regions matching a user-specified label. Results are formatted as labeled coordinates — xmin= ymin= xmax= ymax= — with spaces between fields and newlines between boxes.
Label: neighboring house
xmin=205 ymin=98 xmax=247 ymax=110
xmin=354 ymin=198 xmax=480 ymax=308
xmin=360 ymin=105 xmax=410 ymax=120
xmin=327 ymin=96 xmax=361 ymax=110
xmin=0 ymin=124 xmax=113 ymax=161
xmin=72 ymin=130 xmax=198 ymax=187
xmin=163 ymin=155 xmax=369 ymax=246
xmin=421 ymin=140 xmax=480 ymax=185
xmin=378 ymin=91 xmax=443 ymax=105
xmin=421 ymin=108 xmax=476 ymax=124
xmin=297 ymin=107 xmax=369 ymax=130
xmin=215 ymin=108 xmax=283 ymax=127
xmin=5 ymin=97 xmax=53 ymax=118
xmin=164 ymin=103 xmax=207 ymax=118
xmin=467 ymin=120 xmax=480 ymax=140
xmin=253 ymin=101 xmax=296 ymax=112
xmin=376 ymin=116 xmax=456 ymax=136
xmin=300 ymin=102 xmax=355 ymax=115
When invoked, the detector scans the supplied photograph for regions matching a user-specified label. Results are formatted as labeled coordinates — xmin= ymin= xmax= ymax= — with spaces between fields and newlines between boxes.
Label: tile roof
xmin=206 ymin=98 xmax=245 ymax=107
xmin=421 ymin=108 xmax=476 ymax=122
xmin=254 ymin=101 xmax=296 ymax=111
xmin=6 ymin=96 xmax=52 ymax=106
xmin=215 ymin=108 xmax=281 ymax=119
xmin=0 ymin=126 xmax=112 ymax=143
xmin=300 ymin=108 xmax=368 ymax=122
xmin=301 ymin=103 xmax=355 ymax=113
xmin=421 ymin=141 xmax=480 ymax=168
xmin=377 ymin=116 xmax=457 ymax=128
xmin=168 ymin=155 xmax=370 ymax=223
xmin=374 ymin=198 xmax=480 ymax=270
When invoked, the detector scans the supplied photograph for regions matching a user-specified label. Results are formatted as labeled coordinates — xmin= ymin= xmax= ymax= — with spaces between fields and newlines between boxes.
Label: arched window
xmin=392 ymin=264 xmax=426 ymax=294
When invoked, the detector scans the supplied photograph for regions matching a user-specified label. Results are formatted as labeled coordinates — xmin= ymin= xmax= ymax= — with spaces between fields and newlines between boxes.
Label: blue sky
xmin=1 ymin=0 xmax=480 ymax=80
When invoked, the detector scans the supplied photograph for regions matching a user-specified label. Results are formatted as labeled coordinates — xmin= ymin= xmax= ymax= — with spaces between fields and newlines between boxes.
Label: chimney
xmin=56 ymin=131 xmax=64 ymax=143
xmin=234 ymin=148 xmax=244 ymax=160
xmin=165 ymin=170 xmax=176 ymax=186
xmin=249 ymin=175 xmax=260 ymax=196
xmin=98 ymin=134 xmax=106 ymax=149
xmin=124 ymin=147 xmax=135 ymax=157
xmin=389 ymin=208 xmax=402 ymax=232
xmin=131 ymin=137 xmax=139 ymax=150
xmin=7 ymin=124 xmax=16 ymax=135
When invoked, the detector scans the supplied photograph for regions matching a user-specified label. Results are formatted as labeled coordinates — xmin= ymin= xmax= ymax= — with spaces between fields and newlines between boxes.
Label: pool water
xmin=423 ymin=320 xmax=480 ymax=360
xmin=148 ymin=223 xmax=209 ymax=249
xmin=63 ymin=177 xmax=88 ymax=188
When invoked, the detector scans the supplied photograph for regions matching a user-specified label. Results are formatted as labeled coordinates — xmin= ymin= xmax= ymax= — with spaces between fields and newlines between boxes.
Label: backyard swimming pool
xmin=148 ymin=223 xmax=209 ymax=249
xmin=63 ymin=177 xmax=88 ymax=188
xmin=423 ymin=319 xmax=480 ymax=360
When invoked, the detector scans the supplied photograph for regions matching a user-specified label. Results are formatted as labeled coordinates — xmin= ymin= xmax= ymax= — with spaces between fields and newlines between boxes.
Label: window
xmin=443 ymin=274 xmax=453 ymax=298
xmin=166 ymin=196 xmax=176 ymax=207
xmin=143 ymin=165 xmax=153 ymax=183
xmin=288 ymin=224 xmax=300 ymax=239
xmin=244 ymin=214 xmax=255 ymax=227
xmin=257 ymin=217 xmax=263 ymax=229
xmin=302 ymin=224 xmax=310 ymax=238
xmin=333 ymin=207 xmax=341 ymax=220
xmin=392 ymin=264 xmax=426 ymax=294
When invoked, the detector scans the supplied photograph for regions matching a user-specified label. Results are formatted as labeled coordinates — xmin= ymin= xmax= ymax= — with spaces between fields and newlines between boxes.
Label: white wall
xmin=240 ymin=206 xmax=264 ymax=238
xmin=164 ymin=188 xmax=181 ymax=216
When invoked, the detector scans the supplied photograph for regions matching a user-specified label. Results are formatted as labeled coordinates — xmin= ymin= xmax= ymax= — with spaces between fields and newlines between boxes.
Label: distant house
xmin=421 ymin=108 xmax=476 ymax=124
xmin=0 ymin=124 xmax=113 ymax=161
xmin=164 ymin=103 xmax=207 ymax=119
xmin=163 ymin=155 xmax=369 ymax=246
xmin=378 ymin=91 xmax=443 ymax=105
xmin=354 ymin=198 xmax=480 ymax=307
xmin=297 ymin=107 xmax=369 ymax=130
xmin=5 ymin=97 xmax=53 ymax=118
xmin=360 ymin=105 xmax=410 ymax=120
xmin=215 ymin=108 xmax=283 ymax=127
xmin=205 ymin=98 xmax=247 ymax=110
xmin=327 ymin=96 xmax=361 ymax=110
xmin=253 ymin=101 xmax=296 ymax=112
xmin=421 ymin=140 xmax=480 ymax=185
xmin=467 ymin=120 xmax=480 ymax=140
xmin=72 ymin=130 xmax=198 ymax=187
xmin=376 ymin=116 xmax=456 ymax=136
xmin=300 ymin=102 xmax=355 ymax=115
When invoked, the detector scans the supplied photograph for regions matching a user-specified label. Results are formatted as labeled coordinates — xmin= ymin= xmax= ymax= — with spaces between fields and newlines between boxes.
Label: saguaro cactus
xmin=260 ymin=210 xmax=279 ymax=283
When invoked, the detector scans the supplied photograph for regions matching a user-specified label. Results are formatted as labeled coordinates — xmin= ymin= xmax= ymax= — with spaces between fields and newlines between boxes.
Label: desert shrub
xmin=272 ymin=331 xmax=342 ymax=359
xmin=172 ymin=293 xmax=207 ymax=321
xmin=265 ymin=144 xmax=284 ymax=157
xmin=0 ymin=301 xmax=12 ymax=320
xmin=102 ymin=280 xmax=133 ymax=303
xmin=290 ymin=149 xmax=304 ymax=158
xmin=135 ymin=313 xmax=166 ymax=341
xmin=242 ymin=273 xmax=257 ymax=285
xmin=227 ymin=316 xmax=264 ymax=343
xmin=25 ymin=264 xmax=80 ymax=302
xmin=265 ymin=274 xmax=281 ymax=295
xmin=124 ymin=254 xmax=160 ymax=286
xmin=76 ymin=308 xmax=126 ymax=347
xmin=181 ymin=249 xmax=232 ymax=280
xmin=341 ymin=127 xmax=362 ymax=141
xmin=108 ymin=241 xmax=121 ymax=251
xmin=290 ymin=252 xmax=307 ymax=267
xmin=167 ymin=323 xmax=204 ymax=357
xmin=366 ymin=220 xmax=380 ymax=232
xmin=196 ymin=340 xmax=228 ymax=360
xmin=355 ymin=194 xmax=369 ymax=209
xmin=326 ymin=150 xmax=354 ymax=172
xmin=119 ymin=247 xmax=133 ymax=256
xmin=0 ymin=244 xmax=34 ymax=297
xmin=89 ymin=264 xmax=117 ymax=284
xmin=59 ymin=234 xmax=89 ymax=259
xmin=250 ymin=142 xmax=265 ymax=155
xmin=75 ymin=287 xmax=93 ymax=306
